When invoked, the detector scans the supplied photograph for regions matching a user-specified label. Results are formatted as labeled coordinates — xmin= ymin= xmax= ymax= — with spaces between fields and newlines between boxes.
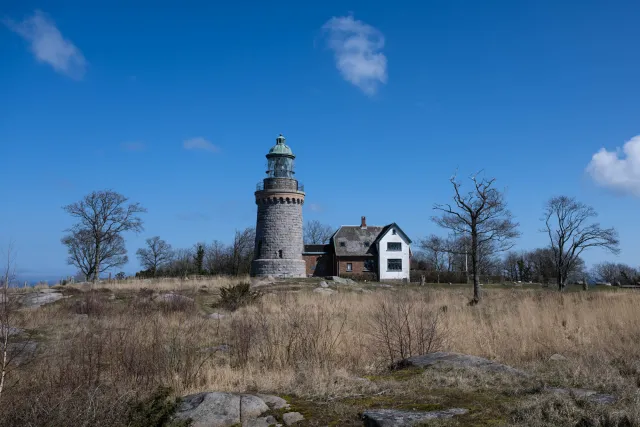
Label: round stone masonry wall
xmin=252 ymin=191 xmax=305 ymax=278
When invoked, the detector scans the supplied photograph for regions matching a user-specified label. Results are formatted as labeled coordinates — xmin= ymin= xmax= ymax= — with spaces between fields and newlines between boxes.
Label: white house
xmin=302 ymin=217 xmax=412 ymax=281
xmin=376 ymin=223 xmax=412 ymax=281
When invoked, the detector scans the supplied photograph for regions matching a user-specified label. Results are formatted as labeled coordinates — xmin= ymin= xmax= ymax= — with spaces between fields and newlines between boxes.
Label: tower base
xmin=251 ymin=259 xmax=306 ymax=278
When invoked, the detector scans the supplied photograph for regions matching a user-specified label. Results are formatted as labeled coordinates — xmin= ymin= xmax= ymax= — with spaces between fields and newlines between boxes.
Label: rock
xmin=108 ymin=294 xmax=116 ymax=300
xmin=319 ymin=281 xmax=329 ymax=288
xmin=544 ymin=387 xmax=616 ymax=404
xmin=75 ymin=314 xmax=89 ymax=321
xmin=549 ymin=353 xmax=568 ymax=362
xmin=393 ymin=352 xmax=530 ymax=377
xmin=313 ymin=287 xmax=335 ymax=295
xmin=20 ymin=291 xmax=63 ymax=308
xmin=208 ymin=312 xmax=226 ymax=320
xmin=243 ymin=415 xmax=278 ymax=427
xmin=154 ymin=293 xmax=194 ymax=304
xmin=282 ymin=412 xmax=304 ymax=425
xmin=362 ymin=408 xmax=468 ymax=426
xmin=174 ymin=392 xmax=270 ymax=427
xmin=256 ymin=394 xmax=290 ymax=410
xmin=240 ymin=395 xmax=272 ymax=419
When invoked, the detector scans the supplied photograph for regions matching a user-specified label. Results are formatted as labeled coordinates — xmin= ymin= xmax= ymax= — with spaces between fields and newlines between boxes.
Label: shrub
xmin=368 ymin=293 xmax=448 ymax=367
xmin=127 ymin=386 xmax=190 ymax=427
xmin=217 ymin=282 xmax=260 ymax=311
xmin=69 ymin=290 xmax=107 ymax=315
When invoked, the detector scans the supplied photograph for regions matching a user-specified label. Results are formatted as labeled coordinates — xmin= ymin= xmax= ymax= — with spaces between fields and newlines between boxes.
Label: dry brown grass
xmin=66 ymin=275 xmax=250 ymax=292
xmin=3 ymin=282 xmax=640 ymax=426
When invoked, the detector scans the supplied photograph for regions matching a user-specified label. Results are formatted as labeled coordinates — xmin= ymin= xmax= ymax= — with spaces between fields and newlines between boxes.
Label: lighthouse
xmin=251 ymin=134 xmax=306 ymax=277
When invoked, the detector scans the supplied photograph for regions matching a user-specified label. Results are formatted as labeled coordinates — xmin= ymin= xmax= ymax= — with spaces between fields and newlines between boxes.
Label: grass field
xmin=3 ymin=277 xmax=640 ymax=426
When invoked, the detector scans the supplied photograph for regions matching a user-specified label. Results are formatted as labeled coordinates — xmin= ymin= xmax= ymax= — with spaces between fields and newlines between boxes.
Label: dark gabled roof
xmin=374 ymin=223 xmax=413 ymax=245
xmin=332 ymin=226 xmax=384 ymax=257
xmin=303 ymin=244 xmax=330 ymax=254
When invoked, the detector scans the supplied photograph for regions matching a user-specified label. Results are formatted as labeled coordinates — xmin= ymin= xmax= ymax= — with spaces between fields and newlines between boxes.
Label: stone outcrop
xmin=393 ymin=352 xmax=530 ymax=377
xmin=282 ymin=411 xmax=304 ymax=425
xmin=174 ymin=392 xmax=290 ymax=427
xmin=362 ymin=408 xmax=468 ymax=426
xmin=19 ymin=290 xmax=63 ymax=308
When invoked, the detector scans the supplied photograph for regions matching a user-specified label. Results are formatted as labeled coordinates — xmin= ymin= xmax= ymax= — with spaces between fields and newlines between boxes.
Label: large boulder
xmin=362 ymin=408 xmax=468 ymax=426
xmin=282 ymin=412 xmax=304 ymax=425
xmin=173 ymin=392 xmax=277 ymax=427
xmin=393 ymin=352 xmax=530 ymax=377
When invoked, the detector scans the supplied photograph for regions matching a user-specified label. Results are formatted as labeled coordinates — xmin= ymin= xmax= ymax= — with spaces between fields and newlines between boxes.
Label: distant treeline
xmin=135 ymin=228 xmax=255 ymax=278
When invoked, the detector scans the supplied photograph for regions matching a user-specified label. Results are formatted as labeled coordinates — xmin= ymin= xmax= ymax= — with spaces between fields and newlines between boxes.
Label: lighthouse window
xmin=278 ymin=249 xmax=283 ymax=259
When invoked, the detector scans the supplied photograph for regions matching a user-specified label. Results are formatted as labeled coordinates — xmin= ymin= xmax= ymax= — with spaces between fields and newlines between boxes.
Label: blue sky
xmin=2 ymin=1 xmax=639 ymax=281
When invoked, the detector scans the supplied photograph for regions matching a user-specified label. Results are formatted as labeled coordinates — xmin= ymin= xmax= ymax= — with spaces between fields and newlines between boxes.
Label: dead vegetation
xmin=2 ymin=279 xmax=640 ymax=426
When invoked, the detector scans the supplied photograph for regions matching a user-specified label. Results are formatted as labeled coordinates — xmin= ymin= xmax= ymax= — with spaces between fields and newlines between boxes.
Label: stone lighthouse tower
xmin=251 ymin=134 xmax=306 ymax=277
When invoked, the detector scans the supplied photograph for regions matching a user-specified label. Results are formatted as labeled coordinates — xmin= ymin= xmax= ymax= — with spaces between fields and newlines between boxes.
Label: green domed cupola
xmin=266 ymin=134 xmax=295 ymax=178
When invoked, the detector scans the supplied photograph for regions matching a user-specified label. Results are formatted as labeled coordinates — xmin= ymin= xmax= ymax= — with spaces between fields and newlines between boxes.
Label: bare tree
xmin=136 ymin=237 xmax=173 ymax=277
xmin=231 ymin=228 xmax=255 ymax=275
xmin=204 ymin=240 xmax=230 ymax=274
xmin=304 ymin=220 xmax=334 ymax=244
xmin=0 ymin=241 xmax=16 ymax=400
xmin=542 ymin=196 xmax=619 ymax=291
xmin=419 ymin=235 xmax=448 ymax=283
xmin=525 ymin=248 xmax=556 ymax=285
xmin=432 ymin=173 xmax=520 ymax=304
xmin=62 ymin=190 xmax=146 ymax=282
xmin=502 ymin=251 xmax=520 ymax=281
xmin=62 ymin=230 xmax=127 ymax=281
xmin=591 ymin=262 xmax=638 ymax=286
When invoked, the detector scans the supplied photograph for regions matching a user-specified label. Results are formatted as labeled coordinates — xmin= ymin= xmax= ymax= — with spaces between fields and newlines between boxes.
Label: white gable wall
xmin=378 ymin=226 xmax=411 ymax=281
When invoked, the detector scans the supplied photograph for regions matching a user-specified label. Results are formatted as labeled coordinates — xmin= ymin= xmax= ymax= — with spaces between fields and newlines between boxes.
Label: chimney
xmin=360 ymin=216 xmax=367 ymax=229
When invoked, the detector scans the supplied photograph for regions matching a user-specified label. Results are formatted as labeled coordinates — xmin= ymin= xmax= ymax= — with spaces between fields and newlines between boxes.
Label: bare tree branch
xmin=541 ymin=196 xmax=619 ymax=291
xmin=303 ymin=220 xmax=334 ymax=245
xmin=432 ymin=173 xmax=520 ymax=304
xmin=62 ymin=190 xmax=146 ymax=282
xmin=136 ymin=237 xmax=173 ymax=277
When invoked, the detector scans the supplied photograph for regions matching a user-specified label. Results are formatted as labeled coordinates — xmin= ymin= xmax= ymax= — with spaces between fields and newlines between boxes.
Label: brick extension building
xmin=303 ymin=216 xmax=412 ymax=281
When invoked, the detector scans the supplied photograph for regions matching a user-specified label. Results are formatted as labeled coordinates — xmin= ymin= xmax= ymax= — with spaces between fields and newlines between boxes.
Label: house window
xmin=388 ymin=259 xmax=402 ymax=271
xmin=339 ymin=241 xmax=346 ymax=247
xmin=346 ymin=263 xmax=353 ymax=272
xmin=387 ymin=242 xmax=401 ymax=251
xmin=392 ymin=229 xmax=397 ymax=235
xmin=363 ymin=259 xmax=374 ymax=272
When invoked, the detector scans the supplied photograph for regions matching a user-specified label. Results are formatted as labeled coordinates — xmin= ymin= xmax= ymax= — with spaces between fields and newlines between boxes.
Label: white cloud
xmin=183 ymin=137 xmax=219 ymax=153
xmin=586 ymin=135 xmax=640 ymax=196
xmin=4 ymin=10 xmax=86 ymax=79
xmin=322 ymin=15 xmax=387 ymax=95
